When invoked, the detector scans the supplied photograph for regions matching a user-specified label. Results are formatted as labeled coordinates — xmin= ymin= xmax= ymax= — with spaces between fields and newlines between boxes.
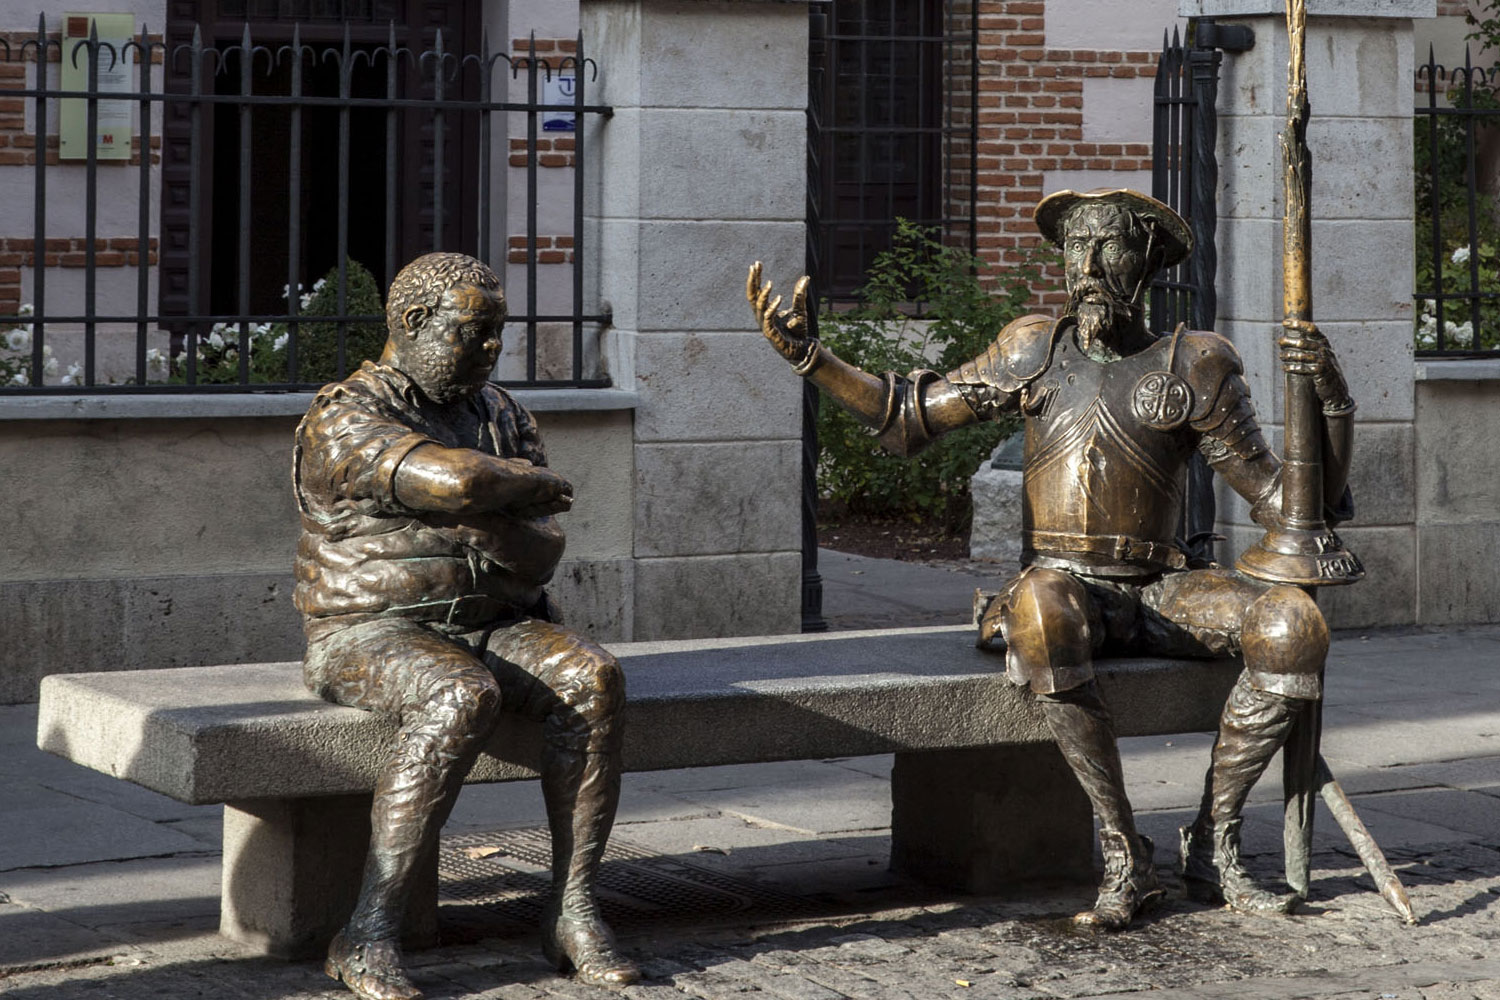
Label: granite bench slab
xmin=36 ymin=624 xmax=1241 ymax=957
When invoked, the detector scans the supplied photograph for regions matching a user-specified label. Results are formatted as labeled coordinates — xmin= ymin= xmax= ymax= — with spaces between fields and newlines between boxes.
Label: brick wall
xmin=961 ymin=1 xmax=1158 ymax=306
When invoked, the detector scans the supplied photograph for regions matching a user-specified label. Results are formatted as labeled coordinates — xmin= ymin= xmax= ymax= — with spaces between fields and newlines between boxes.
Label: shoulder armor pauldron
xmin=1173 ymin=329 xmax=1247 ymax=423
xmin=945 ymin=313 xmax=1060 ymax=392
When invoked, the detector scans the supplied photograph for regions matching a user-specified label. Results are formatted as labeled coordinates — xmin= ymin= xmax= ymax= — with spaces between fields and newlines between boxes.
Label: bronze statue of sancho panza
xmin=748 ymin=188 xmax=1357 ymax=929
xmin=293 ymin=252 xmax=640 ymax=999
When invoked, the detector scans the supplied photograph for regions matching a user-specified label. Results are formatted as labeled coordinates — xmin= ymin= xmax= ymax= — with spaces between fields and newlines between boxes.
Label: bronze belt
xmin=1025 ymin=530 xmax=1187 ymax=571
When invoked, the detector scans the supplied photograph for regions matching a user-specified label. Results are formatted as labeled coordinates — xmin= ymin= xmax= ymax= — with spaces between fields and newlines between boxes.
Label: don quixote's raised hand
xmin=746 ymin=261 xmax=814 ymax=369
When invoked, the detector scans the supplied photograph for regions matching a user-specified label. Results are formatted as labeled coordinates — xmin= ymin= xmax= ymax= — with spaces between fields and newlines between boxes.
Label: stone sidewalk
xmin=3 ymin=552 xmax=1500 ymax=999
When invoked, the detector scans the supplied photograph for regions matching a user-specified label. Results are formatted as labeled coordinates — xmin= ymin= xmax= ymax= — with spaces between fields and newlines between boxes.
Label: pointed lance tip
xmin=1381 ymin=876 xmax=1418 ymax=926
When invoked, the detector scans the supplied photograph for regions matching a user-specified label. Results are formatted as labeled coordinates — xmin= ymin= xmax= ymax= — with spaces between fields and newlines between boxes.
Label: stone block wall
xmin=0 ymin=399 xmax=638 ymax=703
xmin=582 ymin=0 xmax=807 ymax=641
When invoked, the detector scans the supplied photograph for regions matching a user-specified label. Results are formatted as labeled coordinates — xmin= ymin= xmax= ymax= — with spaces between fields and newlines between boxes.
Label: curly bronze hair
xmin=385 ymin=252 xmax=506 ymax=336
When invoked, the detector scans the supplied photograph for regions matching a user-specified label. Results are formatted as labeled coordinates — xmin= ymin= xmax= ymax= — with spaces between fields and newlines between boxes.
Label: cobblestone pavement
xmin=5 ymin=842 xmax=1500 ymax=999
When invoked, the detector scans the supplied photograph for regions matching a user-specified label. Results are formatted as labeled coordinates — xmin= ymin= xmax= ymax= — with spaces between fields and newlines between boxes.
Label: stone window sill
xmin=0 ymin=388 xmax=640 ymax=420
xmin=1414 ymin=359 xmax=1500 ymax=383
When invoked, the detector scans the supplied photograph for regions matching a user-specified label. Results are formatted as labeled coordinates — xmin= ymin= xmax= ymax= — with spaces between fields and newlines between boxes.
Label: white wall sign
xmin=60 ymin=12 xmax=135 ymax=161
xmin=542 ymin=76 xmax=576 ymax=132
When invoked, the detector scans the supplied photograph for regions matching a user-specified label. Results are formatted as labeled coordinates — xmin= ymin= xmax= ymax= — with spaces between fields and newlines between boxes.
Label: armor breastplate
xmin=1021 ymin=327 xmax=1198 ymax=576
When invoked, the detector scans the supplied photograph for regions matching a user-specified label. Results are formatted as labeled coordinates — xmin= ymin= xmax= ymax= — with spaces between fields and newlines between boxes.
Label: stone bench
xmin=36 ymin=624 xmax=1239 ymax=958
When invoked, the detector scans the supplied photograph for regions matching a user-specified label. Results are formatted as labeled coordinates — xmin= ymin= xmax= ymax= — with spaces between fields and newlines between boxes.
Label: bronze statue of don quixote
xmin=750 ymin=0 xmax=1413 ymax=929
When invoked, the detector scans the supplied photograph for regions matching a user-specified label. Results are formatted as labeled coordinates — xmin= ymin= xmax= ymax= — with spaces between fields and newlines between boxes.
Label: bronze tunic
xmin=293 ymin=361 xmax=566 ymax=628
xmin=944 ymin=316 xmax=1279 ymax=579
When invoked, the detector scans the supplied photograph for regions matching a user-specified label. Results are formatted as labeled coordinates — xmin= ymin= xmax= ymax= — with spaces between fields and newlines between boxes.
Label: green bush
xmin=816 ymin=219 xmax=1041 ymax=531
xmin=178 ymin=259 xmax=388 ymax=386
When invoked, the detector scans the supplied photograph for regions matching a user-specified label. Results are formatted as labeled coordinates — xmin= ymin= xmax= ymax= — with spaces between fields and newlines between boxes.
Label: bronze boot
xmin=539 ymin=745 xmax=641 ymax=988
xmin=1180 ymin=817 xmax=1296 ymax=914
xmin=1075 ymin=830 xmax=1165 ymax=930
xmin=1181 ymin=676 xmax=1301 ymax=914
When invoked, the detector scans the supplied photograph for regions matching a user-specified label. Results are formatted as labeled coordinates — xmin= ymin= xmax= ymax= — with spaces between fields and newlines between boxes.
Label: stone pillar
xmin=581 ymin=0 xmax=809 ymax=640
xmin=1181 ymin=0 xmax=1434 ymax=627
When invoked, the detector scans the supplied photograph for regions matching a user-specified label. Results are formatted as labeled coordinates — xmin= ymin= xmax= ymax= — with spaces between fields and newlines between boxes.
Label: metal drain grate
xmin=440 ymin=828 xmax=825 ymax=929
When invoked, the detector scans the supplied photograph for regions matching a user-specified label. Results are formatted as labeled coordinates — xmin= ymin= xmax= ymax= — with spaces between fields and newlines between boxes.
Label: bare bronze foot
xmin=325 ymin=931 xmax=423 ymax=1000
xmin=541 ymin=901 xmax=641 ymax=988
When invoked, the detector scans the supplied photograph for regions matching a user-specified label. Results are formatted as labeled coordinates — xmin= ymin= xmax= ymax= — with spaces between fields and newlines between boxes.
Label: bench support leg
xmin=220 ymin=796 xmax=438 ymax=959
xmin=890 ymin=745 xmax=1094 ymax=894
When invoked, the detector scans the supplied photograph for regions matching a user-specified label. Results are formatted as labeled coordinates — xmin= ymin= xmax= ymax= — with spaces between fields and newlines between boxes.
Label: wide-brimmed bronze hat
xmin=1034 ymin=188 xmax=1193 ymax=268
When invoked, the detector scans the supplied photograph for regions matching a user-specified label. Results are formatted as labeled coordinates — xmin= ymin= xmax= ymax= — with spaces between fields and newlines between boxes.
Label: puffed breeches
xmin=982 ymin=565 xmax=1327 ymax=700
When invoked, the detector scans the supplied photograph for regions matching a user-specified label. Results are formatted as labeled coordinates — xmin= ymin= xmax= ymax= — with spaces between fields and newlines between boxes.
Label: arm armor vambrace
xmin=873 ymin=369 xmax=946 ymax=458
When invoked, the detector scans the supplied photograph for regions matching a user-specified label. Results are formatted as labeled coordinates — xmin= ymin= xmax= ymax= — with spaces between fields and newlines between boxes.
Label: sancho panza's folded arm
xmin=746 ymin=262 xmax=1040 ymax=457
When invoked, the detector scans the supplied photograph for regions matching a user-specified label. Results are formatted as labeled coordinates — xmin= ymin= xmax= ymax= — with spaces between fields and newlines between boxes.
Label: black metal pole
xmin=83 ymin=25 xmax=100 ymax=386
xmin=287 ymin=25 xmax=303 ymax=382
xmin=135 ymin=25 xmax=153 ymax=385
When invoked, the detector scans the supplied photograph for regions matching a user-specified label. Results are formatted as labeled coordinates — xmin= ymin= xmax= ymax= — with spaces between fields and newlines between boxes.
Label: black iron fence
xmin=1151 ymin=20 xmax=1250 ymax=563
xmin=0 ymin=17 xmax=611 ymax=394
xmin=1149 ymin=22 xmax=1243 ymax=334
xmin=1415 ymin=46 xmax=1500 ymax=358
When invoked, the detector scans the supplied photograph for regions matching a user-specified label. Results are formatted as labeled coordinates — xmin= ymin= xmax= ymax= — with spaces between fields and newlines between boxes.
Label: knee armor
xmin=992 ymin=566 xmax=1095 ymax=695
xmin=1240 ymin=585 xmax=1327 ymax=700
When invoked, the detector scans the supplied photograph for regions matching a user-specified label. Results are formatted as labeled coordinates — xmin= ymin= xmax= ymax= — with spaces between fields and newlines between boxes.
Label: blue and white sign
xmin=542 ymin=76 xmax=576 ymax=131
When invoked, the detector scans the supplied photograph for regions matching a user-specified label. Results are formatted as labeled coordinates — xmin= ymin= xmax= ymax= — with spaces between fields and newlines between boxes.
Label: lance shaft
xmin=1236 ymin=0 xmax=1362 ymax=586
xmin=1281 ymin=0 xmax=1322 ymax=532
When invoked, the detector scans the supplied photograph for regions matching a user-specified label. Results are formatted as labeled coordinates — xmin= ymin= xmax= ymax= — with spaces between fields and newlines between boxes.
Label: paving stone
xmin=0 ymin=784 xmax=209 ymax=872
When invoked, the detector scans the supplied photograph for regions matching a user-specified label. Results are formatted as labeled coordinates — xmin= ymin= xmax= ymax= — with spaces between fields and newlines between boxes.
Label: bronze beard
xmin=1063 ymin=277 xmax=1139 ymax=352
xmin=399 ymin=335 xmax=493 ymax=404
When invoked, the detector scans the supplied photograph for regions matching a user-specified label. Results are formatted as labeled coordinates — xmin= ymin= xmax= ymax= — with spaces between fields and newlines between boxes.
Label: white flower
xmin=146 ymin=348 xmax=168 ymax=374
xmin=17 ymin=303 xmax=34 ymax=316
xmin=1451 ymin=246 xmax=1473 ymax=266
xmin=206 ymin=331 xmax=225 ymax=350
xmin=272 ymin=332 xmax=289 ymax=352
xmin=9 ymin=370 xmax=25 ymax=385
xmin=59 ymin=363 xmax=82 ymax=386
xmin=4 ymin=328 xmax=28 ymax=351
xmin=299 ymin=291 xmax=315 ymax=310
xmin=42 ymin=353 xmax=58 ymax=376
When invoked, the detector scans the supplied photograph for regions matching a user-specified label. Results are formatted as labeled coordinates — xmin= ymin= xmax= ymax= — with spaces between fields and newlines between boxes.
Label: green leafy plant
xmin=177 ymin=259 xmax=388 ymax=386
xmin=1413 ymin=4 xmax=1500 ymax=352
xmin=815 ymin=220 xmax=1044 ymax=531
